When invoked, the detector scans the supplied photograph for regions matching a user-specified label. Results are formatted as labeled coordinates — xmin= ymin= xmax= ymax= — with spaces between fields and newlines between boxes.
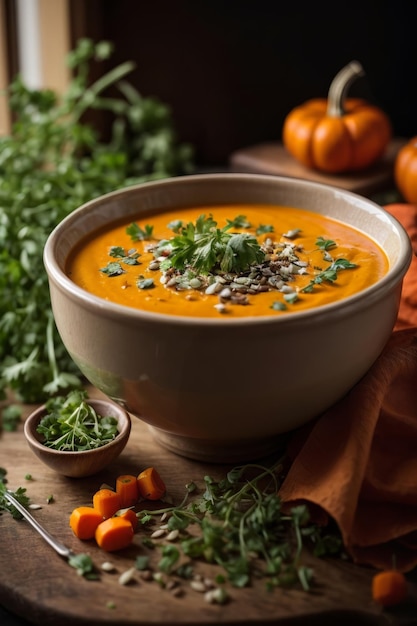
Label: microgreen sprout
xmin=36 ymin=390 xmax=119 ymax=451
xmin=136 ymin=461 xmax=334 ymax=591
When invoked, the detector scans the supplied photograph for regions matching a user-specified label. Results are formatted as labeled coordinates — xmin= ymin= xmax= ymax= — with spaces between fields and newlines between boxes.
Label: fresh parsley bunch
xmin=0 ymin=39 xmax=193 ymax=405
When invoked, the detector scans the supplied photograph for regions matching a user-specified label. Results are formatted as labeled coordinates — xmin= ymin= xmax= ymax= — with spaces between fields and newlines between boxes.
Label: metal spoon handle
xmin=4 ymin=491 xmax=74 ymax=559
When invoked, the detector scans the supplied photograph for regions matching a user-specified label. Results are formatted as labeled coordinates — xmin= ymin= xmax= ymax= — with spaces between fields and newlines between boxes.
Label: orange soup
xmin=66 ymin=204 xmax=389 ymax=318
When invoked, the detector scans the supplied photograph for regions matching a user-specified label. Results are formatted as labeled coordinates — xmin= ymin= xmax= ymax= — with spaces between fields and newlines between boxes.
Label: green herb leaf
xmin=100 ymin=261 xmax=126 ymax=276
xmin=1 ymin=404 xmax=22 ymax=431
xmin=126 ymin=222 xmax=154 ymax=241
xmin=137 ymin=277 xmax=155 ymax=290
xmin=256 ymin=224 xmax=274 ymax=235
xmin=301 ymin=258 xmax=358 ymax=293
xmin=0 ymin=38 xmax=193 ymax=405
xmin=315 ymin=236 xmax=336 ymax=251
xmin=226 ymin=215 xmax=251 ymax=229
xmin=136 ymin=462 xmax=329 ymax=591
xmin=36 ymin=390 xmax=119 ymax=451
xmin=68 ymin=553 xmax=98 ymax=579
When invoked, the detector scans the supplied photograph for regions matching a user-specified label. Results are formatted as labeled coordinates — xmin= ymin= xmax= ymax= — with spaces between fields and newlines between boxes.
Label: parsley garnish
xmin=36 ymin=390 xmax=119 ymax=451
xmin=126 ymin=222 xmax=154 ymax=241
xmin=226 ymin=215 xmax=251 ymax=229
xmin=1 ymin=404 xmax=22 ymax=432
xmin=109 ymin=246 xmax=141 ymax=265
xmin=137 ymin=463 xmax=323 ymax=591
xmin=68 ymin=553 xmax=99 ymax=580
xmin=315 ymin=236 xmax=337 ymax=251
xmin=167 ymin=214 xmax=265 ymax=274
xmin=301 ymin=258 xmax=358 ymax=293
xmin=0 ymin=469 xmax=30 ymax=520
xmin=137 ymin=277 xmax=155 ymax=290
xmin=256 ymin=224 xmax=274 ymax=235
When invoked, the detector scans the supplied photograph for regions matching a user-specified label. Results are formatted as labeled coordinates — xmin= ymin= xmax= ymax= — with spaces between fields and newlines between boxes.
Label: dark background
xmin=69 ymin=0 xmax=417 ymax=168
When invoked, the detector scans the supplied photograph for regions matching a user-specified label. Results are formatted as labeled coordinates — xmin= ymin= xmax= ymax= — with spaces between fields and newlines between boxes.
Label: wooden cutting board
xmin=0 ymin=388 xmax=410 ymax=626
xmin=229 ymin=139 xmax=406 ymax=198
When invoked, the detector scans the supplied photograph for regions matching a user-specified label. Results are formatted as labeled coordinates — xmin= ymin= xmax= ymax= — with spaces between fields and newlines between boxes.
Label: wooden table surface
xmin=229 ymin=139 xmax=406 ymax=198
xmin=1 ymin=388 xmax=416 ymax=626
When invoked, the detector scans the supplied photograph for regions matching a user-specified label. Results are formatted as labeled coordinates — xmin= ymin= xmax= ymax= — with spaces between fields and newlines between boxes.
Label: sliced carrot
xmin=116 ymin=474 xmax=139 ymax=508
xmin=137 ymin=467 xmax=166 ymax=500
xmin=115 ymin=507 xmax=138 ymax=531
xmin=92 ymin=488 xmax=122 ymax=519
xmin=95 ymin=516 xmax=134 ymax=551
xmin=69 ymin=506 xmax=104 ymax=540
xmin=372 ymin=570 xmax=408 ymax=607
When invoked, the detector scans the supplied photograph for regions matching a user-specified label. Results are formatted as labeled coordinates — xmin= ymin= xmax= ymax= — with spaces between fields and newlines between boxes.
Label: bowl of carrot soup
xmin=43 ymin=173 xmax=412 ymax=462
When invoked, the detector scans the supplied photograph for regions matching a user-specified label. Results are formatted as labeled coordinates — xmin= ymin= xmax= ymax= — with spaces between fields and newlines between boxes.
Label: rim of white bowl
xmin=43 ymin=173 xmax=413 ymax=328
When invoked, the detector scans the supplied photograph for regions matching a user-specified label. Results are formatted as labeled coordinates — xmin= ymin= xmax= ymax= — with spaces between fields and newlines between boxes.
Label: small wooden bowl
xmin=24 ymin=399 xmax=131 ymax=478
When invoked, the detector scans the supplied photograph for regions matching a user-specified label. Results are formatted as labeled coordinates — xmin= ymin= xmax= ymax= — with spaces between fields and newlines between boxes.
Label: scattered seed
xmin=118 ymin=567 xmax=137 ymax=586
xmin=190 ymin=579 xmax=207 ymax=593
xmin=140 ymin=570 xmax=153 ymax=581
xmin=205 ymin=282 xmax=220 ymax=295
xmin=166 ymin=529 xmax=179 ymax=541
xmin=153 ymin=572 xmax=166 ymax=587
xmin=151 ymin=528 xmax=166 ymax=538
xmin=101 ymin=561 xmax=116 ymax=572
xmin=28 ymin=504 xmax=42 ymax=510
xmin=189 ymin=278 xmax=202 ymax=288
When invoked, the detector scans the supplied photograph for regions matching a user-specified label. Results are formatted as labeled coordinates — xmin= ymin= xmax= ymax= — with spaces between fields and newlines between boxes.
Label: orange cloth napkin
xmin=279 ymin=203 xmax=417 ymax=573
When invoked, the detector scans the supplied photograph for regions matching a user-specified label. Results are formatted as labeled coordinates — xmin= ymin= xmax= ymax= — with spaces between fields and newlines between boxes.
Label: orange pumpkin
xmin=394 ymin=137 xmax=417 ymax=204
xmin=282 ymin=61 xmax=392 ymax=174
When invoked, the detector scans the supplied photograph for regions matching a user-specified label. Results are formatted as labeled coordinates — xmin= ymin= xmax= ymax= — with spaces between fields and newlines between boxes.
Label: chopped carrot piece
xmin=115 ymin=507 xmax=138 ymax=531
xmin=116 ymin=474 xmax=139 ymax=508
xmin=92 ymin=488 xmax=122 ymax=519
xmin=95 ymin=516 xmax=134 ymax=551
xmin=372 ymin=570 xmax=408 ymax=607
xmin=69 ymin=506 xmax=104 ymax=540
xmin=137 ymin=467 xmax=166 ymax=500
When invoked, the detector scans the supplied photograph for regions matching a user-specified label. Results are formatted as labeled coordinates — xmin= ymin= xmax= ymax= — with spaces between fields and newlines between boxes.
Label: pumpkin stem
xmin=327 ymin=61 xmax=365 ymax=117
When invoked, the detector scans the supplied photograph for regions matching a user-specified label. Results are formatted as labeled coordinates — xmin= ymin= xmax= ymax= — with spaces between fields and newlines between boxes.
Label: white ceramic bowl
xmin=43 ymin=174 xmax=412 ymax=462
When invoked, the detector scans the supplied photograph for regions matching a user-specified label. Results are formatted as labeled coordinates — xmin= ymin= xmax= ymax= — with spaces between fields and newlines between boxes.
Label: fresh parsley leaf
xmin=226 ymin=215 xmax=251 ymax=229
xmin=1 ymin=404 xmax=22 ymax=432
xmin=109 ymin=246 xmax=126 ymax=258
xmin=256 ymin=224 xmax=274 ymax=235
xmin=168 ymin=214 xmax=265 ymax=274
xmin=271 ymin=301 xmax=287 ymax=311
xmin=126 ymin=222 xmax=154 ymax=241
xmin=315 ymin=236 xmax=336 ymax=251
xmin=36 ymin=390 xmax=119 ymax=451
xmin=137 ymin=277 xmax=155 ymax=290
xmin=167 ymin=219 xmax=183 ymax=233
xmin=136 ymin=462 xmax=325 ymax=592
xmin=301 ymin=258 xmax=357 ymax=293
xmin=100 ymin=262 xmax=126 ymax=276
xmin=0 ymin=471 xmax=30 ymax=520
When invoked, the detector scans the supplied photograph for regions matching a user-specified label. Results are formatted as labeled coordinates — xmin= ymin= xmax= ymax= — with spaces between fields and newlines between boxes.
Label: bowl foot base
xmin=148 ymin=426 xmax=289 ymax=463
